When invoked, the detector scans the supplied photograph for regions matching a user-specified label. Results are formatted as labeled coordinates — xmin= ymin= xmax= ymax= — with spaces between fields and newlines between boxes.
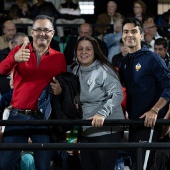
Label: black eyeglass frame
xmin=32 ymin=28 xmax=54 ymax=34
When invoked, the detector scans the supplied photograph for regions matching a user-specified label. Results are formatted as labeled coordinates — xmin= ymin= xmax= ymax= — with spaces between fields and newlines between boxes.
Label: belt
xmin=12 ymin=108 xmax=42 ymax=117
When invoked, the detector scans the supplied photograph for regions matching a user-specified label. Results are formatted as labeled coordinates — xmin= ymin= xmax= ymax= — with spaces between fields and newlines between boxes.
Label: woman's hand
xmin=87 ymin=114 xmax=105 ymax=127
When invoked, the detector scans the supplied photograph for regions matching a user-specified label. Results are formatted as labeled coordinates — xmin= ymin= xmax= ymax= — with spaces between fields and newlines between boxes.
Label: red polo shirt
xmin=0 ymin=43 xmax=66 ymax=110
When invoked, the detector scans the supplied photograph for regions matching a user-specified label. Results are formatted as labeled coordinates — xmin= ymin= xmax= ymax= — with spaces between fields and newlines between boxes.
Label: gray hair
xmin=12 ymin=32 xmax=28 ymax=45
xmin=32 ymin=15 xmax=54 ymax=29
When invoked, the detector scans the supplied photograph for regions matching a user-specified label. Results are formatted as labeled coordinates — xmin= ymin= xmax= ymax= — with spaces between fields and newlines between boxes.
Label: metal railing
xmin=0 ymin=23 xmax=113 ymax=37
xmin=0 ymin=119 xmax=170 ymax=170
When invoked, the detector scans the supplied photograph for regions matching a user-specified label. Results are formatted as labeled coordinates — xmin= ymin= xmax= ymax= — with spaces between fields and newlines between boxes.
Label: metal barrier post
xmin=137 ymin=148 xmax=143 ymax=170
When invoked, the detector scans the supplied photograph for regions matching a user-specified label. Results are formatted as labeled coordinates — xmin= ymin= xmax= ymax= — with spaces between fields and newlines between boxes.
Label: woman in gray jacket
xmin=73 ymin=36 xmax=125 ymax=170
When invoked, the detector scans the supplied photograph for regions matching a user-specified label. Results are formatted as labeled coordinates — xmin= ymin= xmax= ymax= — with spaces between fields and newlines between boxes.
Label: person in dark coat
xmin=112 ymin=39 xmax=129 ymax=68
xmin=31 ymin=0 xmax=59 ymax=20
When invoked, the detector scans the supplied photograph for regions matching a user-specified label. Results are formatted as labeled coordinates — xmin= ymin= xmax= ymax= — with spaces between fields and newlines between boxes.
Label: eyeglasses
xmin=133 ymin=6 xmax=141 ymax=9
xmin=32 ymin=28 xmax=53 ymax=34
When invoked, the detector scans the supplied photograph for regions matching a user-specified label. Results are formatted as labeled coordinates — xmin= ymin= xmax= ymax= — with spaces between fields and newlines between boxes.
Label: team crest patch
xmin=87 ymin=79 xmax=93 ymax=85
xmin=135 ymin=63 xmax=141 ymax=71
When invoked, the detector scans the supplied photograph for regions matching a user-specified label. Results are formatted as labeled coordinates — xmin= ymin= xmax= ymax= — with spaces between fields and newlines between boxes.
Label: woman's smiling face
xmin=76 ymin=40 xmax=95 ymax=67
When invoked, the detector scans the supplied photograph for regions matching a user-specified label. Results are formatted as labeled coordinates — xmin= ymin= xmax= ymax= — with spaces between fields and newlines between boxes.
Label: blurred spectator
xmin=0 ymin=71 xmax=13 ymax=142
xmin=154 ymin=38 xmax=170 ymax=70
xmin=103 ymin=18 xmax=123 ymax=62
xmin=56 ymin=0 xmax=85 ymax=40
xmin=95 ymin=1 xmax=123 ymax=39
xmin=143 ymin=14 xmax=155 ymax=23
xmin=31 ymin=0 xmax=59 ymax=20
xmin=0 ymin=20 xmax=16 ymax=50
xmin=64 ymin=23 xmax=108 ymax=68
xmin=112 ymin=39 xmax=129 ymax=68
xmin=143 ymin=20 xmax=162 ymax=51
xmin=8 ymin=0 xmax=33 ymax=36
xmin=131 ymin=0 xmax=147 ymax=22
xmin=8 ymin=0 xmax=32 ymax=20
xmin=0 ymin=32 xmax=29 ymax=97
xmin=157 ymin=9 xmax=170 ymax=40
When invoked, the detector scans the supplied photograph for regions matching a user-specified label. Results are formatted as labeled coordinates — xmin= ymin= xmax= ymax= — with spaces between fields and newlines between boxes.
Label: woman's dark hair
xmin=122 ymin=17 xmax=144 ymax=34
xmin=74 ymin=36 xmax=119 ymax=77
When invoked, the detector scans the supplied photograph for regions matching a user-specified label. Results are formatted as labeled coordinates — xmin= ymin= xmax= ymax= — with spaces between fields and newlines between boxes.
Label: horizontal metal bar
xmin=0 ymin=119 xmax=170 ymax=126
xmin=0 ymin=143 xmax=170 ymax=151
xmin=0 ymin=23 xmax=169 ymax=28
xmin=0 ymin=23 xmax=113 ymax=28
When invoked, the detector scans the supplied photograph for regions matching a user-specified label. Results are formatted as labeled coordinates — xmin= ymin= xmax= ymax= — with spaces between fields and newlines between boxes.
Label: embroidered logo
xmin=135 ymin=63 xmax=141 ymax=71
xmin=87 ymin=79 xmax=93 ymax=86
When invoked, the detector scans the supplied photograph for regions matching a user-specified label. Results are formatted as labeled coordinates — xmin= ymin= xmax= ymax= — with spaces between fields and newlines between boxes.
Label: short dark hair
xmin=122 ymin=17 xmax=143 ymax=34
xmin=33 ymin=15 xmax=54 ymax=29
xmin=154 ymin=38 xmax=168 ymax=49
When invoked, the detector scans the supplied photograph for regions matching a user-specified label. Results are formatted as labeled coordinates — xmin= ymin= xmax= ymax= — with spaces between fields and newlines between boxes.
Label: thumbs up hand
xmin=14 ymin=41 xmax=30 ymax=62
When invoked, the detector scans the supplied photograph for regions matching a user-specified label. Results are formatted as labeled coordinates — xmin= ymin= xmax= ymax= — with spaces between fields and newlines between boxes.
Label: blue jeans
xmin=114 ymin=156 xmax=124 ymax=170
xmin=0 ymin=109 xmax=51 ymax=170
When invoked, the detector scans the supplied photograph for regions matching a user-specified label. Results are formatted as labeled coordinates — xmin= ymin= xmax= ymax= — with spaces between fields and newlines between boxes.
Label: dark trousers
xmin=0 ymin=110 xmax=51 ymax=170
xmin=152 ymin=150 xmax=170 ymax=170
xmin=80 ymin=132 xmax=123 ymax=170
xmin=53 ymin=150 xmax=82 ymax=170
xmin=152 ymin=134 xmax=170 ymax=170
xmin=129 ymin=125 xmax=162 ymax=170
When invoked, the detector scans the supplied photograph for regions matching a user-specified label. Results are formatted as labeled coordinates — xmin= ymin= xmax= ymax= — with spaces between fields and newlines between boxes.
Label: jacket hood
xmin=127 ymin=45 xmax=151 ymax=58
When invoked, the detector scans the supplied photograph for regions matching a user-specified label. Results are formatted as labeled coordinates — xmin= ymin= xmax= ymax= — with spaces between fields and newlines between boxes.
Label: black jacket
xmin=0 ymin=47 xmax=11 ymax=95
xmin=38 ymin=72 xmax=80 ymax=120
xmin=51 ymin=72 xmax=80 ymax=120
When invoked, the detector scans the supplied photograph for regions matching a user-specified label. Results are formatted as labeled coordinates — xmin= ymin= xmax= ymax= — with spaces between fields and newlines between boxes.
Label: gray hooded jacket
xmin=73 ymin=60 xmax=125 ymax=137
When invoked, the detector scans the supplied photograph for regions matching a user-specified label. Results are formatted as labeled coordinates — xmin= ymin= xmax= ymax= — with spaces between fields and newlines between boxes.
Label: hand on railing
xmin=87 ymin=113 xmax=105 ymax=127
xmin=139 ymin=110 xmax=158 ymax=127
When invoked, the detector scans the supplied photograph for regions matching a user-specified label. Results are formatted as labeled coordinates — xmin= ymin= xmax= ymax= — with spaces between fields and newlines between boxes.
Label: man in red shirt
xmin=0 ymin=15 xmax=66 ymax=170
